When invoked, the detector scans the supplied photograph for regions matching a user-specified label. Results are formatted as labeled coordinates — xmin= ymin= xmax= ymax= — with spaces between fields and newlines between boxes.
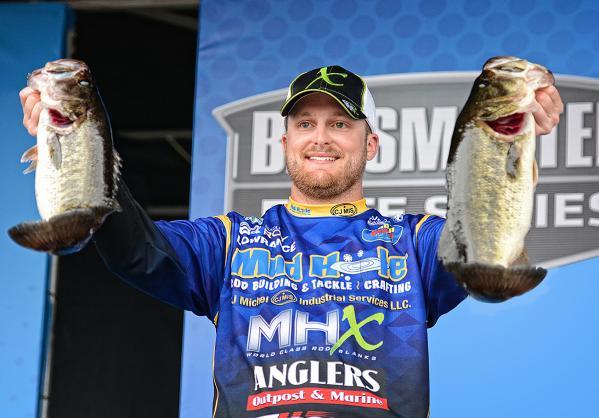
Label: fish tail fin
xmin=445 ymin=262 xmax=547 ymax=303
xmin=8 ymin=207 xmax=113 ymax=255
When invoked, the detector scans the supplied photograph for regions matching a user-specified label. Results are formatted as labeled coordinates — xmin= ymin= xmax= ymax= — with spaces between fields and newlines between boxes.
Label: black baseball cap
xmin=280 ymin=65 xmax=377 ymax=132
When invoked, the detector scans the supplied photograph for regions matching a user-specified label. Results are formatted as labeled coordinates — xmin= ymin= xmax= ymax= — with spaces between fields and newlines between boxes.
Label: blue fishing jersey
xmin=151 ymin=198 xmax=467 ymax=418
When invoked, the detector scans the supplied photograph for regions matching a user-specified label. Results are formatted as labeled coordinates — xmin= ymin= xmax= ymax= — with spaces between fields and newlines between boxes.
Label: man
xmin=20 ymin=65 xmax=563 ymax=417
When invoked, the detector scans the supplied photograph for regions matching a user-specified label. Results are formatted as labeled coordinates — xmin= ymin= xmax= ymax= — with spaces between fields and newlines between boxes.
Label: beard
xmin=285 ymin=145 xmax=367 ymax=200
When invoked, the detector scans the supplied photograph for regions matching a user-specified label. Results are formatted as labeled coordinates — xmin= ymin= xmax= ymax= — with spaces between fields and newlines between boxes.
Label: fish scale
xmin=455 ymin=121 xmax=534 ymax=265
xmin=36 ymin=113 xmax=109 ymax=218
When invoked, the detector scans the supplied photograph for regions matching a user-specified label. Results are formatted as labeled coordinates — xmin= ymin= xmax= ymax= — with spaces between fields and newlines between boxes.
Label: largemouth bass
xmin=9 ymin=59 xmax=120 ymax=254
xmin=438 ymin=56 xmax=554 ymax=302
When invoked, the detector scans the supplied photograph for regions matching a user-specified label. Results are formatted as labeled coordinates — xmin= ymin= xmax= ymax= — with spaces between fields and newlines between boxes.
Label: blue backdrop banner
xmin=184 ymin=1 xmax=599 ymax=417
xmin=0 ymin=3 xmax=72 ymax=418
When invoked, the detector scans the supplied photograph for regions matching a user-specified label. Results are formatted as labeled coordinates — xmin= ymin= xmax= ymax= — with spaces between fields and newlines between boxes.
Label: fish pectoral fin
xmin=20 ymin=145 xmax=38 ymax=163
xmin=47 ymin=133 xmax=62 ymax=169
xmin=23 ymin=160 xmax=37 ymax=174
xmin=532 ymin=159 xmax=539 ymax=187
xmin=506 ymin=143 xmax=521 ymax=178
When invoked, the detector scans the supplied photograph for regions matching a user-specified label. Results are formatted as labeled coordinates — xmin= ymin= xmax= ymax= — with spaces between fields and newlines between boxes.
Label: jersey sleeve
xmin=93 ymin=179 xmax=228 ymax=319
xmin=413 ymin=215 xmax=468 ymax=327
xmin=154 ymin=216 xmax=229 ymax=319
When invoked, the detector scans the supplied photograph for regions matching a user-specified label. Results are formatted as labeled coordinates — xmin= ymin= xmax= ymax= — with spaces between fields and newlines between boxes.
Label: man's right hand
xmin=19 ymin=87 xmax=42 ymax=137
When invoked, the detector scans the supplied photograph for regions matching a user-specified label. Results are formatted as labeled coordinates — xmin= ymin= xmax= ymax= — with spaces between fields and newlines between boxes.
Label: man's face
xmin=282 ymin=93 xmax=378 ymax=200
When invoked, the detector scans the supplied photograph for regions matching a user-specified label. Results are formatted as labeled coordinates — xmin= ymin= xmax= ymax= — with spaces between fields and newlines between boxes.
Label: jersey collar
xmin=285 ymin=197 xmax=369 ymax=218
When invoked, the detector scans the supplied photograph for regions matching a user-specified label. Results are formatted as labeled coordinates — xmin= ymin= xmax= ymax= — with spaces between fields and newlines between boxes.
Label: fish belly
xmin=35 ymin=112 xmax=108 ymax=220
xmin=443 ymin=121 xmax=535 ymax=267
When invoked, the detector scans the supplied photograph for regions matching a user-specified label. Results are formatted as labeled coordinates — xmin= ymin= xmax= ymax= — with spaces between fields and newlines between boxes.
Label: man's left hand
xmin=534 ymin=86 xmax=564 ymax=136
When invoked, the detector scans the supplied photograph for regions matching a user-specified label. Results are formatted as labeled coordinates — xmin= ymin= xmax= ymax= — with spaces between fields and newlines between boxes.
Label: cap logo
xmin=342 ymin=99 xmax=357 ymax=114
xmin=305 ymin=67 xmax=348 ymax=89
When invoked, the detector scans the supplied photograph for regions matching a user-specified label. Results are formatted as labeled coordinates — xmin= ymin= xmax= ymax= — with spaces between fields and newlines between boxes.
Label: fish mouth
xmin=48 ymin=108 xmax=76 ymax=128
xmin=486 ymin=113 xmax=525 ymax=136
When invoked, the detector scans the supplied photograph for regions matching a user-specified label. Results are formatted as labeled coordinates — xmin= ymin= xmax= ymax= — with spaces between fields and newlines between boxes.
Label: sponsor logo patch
xmin=367 ymin=216 xmax=387 ymax=226
xmin=330 ymin=203 xmax=357 ymax=217
xmin=289 ymin=204 xmax=311 ymax=216
xmin=239 ymin=221 xmax=262 ymax=235
xmin=246 ymin=305 xmax=384 ymax=354
xmin=244 ymin=216 xmax=263 ymax=225
xmin=271 ymin=289 xmax=297 ymax=306
xmin=237 ymin=223 xmax=296 ymax=253
xmin=331 ymin=257 xmax=381 ymax=274
xmin=362 ymin=223 xmax=402 ymax=244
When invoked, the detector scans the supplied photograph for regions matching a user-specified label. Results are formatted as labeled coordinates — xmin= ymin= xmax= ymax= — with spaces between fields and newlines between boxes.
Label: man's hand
xmin=534 ymin=85 xmax=563 ymax=136
xmin=19 ymin=87 xmax=42 ymax=137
